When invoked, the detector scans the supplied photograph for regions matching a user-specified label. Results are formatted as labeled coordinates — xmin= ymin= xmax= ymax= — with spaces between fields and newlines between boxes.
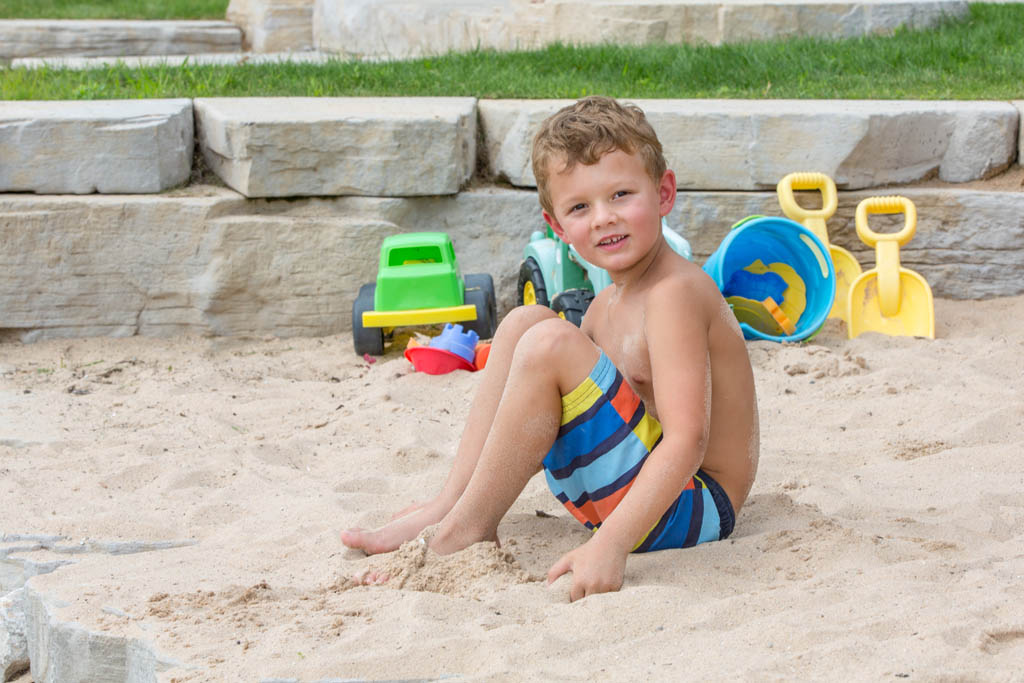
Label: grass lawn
xmin=0 ymin=0 xmax=229 ymax=20
xmin=2 ymin=4 xmax=1022 ymax=100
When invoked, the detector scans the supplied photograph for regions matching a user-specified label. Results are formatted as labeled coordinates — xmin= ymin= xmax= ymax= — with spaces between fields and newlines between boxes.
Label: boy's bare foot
xmin=390 ymin=500 xmax=426 ymax=521
xmin=350 ymin=526 xmax=503 ymax=589
xmin=341 ymin=506 xmax=443 ymax=555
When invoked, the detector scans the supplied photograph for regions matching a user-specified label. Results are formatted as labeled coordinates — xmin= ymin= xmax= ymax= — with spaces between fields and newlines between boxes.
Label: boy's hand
xmin=546 ymin=536 xmax=627 ymax=601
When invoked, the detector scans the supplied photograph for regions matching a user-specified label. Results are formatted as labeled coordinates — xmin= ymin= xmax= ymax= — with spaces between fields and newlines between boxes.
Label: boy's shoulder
xmin=645 ymin=256 xmax=722 ymax=309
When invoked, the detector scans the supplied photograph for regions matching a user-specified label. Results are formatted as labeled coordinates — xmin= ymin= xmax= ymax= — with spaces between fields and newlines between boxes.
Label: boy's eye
xmin=613 ymin=190 xmax=629 ymax=199
xmin=569 ymin=203 xmax=586 ymax=213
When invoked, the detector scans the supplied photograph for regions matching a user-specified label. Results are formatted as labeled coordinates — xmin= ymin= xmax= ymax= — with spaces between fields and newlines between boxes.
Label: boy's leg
xmin=341 ymin=305 xmax=563 ymax=554
xmin=429 ymin=318 xmax=601 ymax=554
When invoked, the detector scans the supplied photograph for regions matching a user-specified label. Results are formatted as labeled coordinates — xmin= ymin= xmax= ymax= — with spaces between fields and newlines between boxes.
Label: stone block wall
xmin=0 ymin=97 xmax=1022 ymax=342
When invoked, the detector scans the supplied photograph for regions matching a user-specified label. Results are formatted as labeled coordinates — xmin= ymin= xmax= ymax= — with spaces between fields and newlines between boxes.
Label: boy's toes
xmin=340 ymin=528 xmax=394 ymax=555
xmin=353 ymin=568 xmax=390 ymax=585
xmin=339 ymin=528 xmax=364 ymax=548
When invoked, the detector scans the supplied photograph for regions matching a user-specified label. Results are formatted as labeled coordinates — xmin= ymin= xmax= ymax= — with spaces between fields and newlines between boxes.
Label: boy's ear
xmin=659 ymin=169 xmax=677 ymax=217
xmin=543 ymin=209 xmax=570 ymax=243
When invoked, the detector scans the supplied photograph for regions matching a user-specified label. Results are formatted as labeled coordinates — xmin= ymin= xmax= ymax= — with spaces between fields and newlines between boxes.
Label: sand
xmin=2 ymin=296 xmax=1023 ymax=681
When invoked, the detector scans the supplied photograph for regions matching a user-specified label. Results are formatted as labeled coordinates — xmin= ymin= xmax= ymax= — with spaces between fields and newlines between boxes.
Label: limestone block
xmin=0 ymin=100 xmax=193 ymax=194
xmin=0 ymin=192 xmax=247 ymax=341
xmin=1 ymin=186 xmax=1022 ymax=342
xmin=194 ymin=97 xmax=477 ymax=198
xmin=227 ymin=0 xmax=313 ymax=52
xmin=1 ymin=589 xmax=28 ymax=682
xmin=0 ymin=20 xmax=241 ymax=60
xmin=314 ymin=0 xmax=541 ymax=59
xmin=479 ymin=99 xmax=1018 ymax=190
xmin=718 ymin=1 xmax=967 ymax=43
xmin=24 ymin=585 xmax=177 ymax=683
xmin=312 ymin=0 xmax=968 ymax=58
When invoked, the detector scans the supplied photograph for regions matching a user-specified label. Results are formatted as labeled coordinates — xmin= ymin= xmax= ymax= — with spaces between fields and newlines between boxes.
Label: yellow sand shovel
xmin=776 ymin=172 xmax=862 ymax=324
xmin=847 ymin=196 xmax=935 ymax=340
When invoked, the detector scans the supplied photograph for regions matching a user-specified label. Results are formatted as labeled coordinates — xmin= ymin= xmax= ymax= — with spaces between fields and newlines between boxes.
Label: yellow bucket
xmin=847 ymin=196 xmax=935 ymax=340
xmin=777 ymin=172 xmax=862 ymax=324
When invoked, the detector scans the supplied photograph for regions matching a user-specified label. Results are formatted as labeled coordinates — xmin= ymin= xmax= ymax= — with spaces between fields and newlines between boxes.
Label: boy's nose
xmin=590 ymin=202 xmax=615 ymax=229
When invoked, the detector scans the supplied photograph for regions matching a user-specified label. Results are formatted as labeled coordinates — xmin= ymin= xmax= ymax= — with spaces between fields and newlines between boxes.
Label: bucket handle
xmin=776 ymin=172 xmax=838 ymax=247
xmin=855 ymin=196 xmax=917 ymax=317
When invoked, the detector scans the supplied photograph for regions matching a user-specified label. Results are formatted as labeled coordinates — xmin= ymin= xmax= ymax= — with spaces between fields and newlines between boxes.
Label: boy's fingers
xmin=546 ymin=555 xmax=572 ymax=584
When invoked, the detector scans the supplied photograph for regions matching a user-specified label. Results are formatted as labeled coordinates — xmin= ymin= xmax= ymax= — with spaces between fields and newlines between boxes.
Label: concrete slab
xmin=0 ymin=99 xmax=193 ymax=194
xmin=480 ymin=99 xmax=1020 ymax=190
xmin=193 ymin=97 xmax=477 ymax=198
xmin=1 ymin=185 xmax=1021 ymax=341
xmin=313 ymin=0 xmax=969 ymax=59
xmin=0 ymin=20 xmax=242 ymax=60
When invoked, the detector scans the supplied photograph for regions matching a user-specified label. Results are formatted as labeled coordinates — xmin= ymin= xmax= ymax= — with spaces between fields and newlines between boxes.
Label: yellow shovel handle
xmin=855 ymin=196 xmax=917 ymax=247
xmin=776 ymin=172 xmax=838 ymax=246
xmin=855 ymin=196 xmax=917 ymax=317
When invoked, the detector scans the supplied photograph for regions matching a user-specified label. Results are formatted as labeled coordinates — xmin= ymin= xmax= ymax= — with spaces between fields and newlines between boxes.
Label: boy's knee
xmin=517 ymin=316 xmax=589 ymax=363
xmin=497 ymin=304 xmax=558 ymax=337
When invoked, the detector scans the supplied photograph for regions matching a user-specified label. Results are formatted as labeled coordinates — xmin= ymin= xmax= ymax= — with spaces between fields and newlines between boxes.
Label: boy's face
xmin=542 ymin=149 xmax=676 ymax=276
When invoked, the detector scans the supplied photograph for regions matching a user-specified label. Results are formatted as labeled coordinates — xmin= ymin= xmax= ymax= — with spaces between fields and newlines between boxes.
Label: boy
xmin=342 ymin=96 xmax=759 ymax=601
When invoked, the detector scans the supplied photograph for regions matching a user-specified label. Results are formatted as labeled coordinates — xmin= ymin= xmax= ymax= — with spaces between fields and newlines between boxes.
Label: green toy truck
xmin=517 ymin=219 xmax=693 ymax=325
xmin=352 ymin=232 xmax=497 ymax=356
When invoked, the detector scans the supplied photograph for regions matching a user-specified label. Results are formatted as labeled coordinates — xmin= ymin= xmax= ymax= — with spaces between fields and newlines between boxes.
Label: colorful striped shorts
xmin=542 ymin=351 xmax=736 ymax=553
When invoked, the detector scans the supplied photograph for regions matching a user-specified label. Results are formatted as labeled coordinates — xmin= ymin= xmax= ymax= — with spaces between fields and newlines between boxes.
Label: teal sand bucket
xmin=703 ymin=216 xmax=836 ymax=342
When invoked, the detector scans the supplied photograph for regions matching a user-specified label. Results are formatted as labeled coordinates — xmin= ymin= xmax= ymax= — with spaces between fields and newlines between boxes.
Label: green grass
xmin=0 ymin=0 xmax=229 ymax=20
xmin=2 ymin=4 xmax=1022 ymax=100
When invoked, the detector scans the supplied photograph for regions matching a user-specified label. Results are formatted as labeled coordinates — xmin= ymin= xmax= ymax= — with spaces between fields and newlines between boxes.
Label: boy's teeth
xmin=600 ymin=235 xmax=624 ymax=245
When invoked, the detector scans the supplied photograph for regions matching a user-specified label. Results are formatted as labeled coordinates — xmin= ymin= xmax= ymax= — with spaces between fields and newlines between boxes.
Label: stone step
xmin=0 ymin=20 xmax=242 ymax=61
xmin=311 ymin=0 xmax=970 ymax=59
xmin=194 ymin=97 xmax=478 ymax=197
xmin=2 ymin=98 xmax=1021 ymax=197
xmin=1 ymin=185 xmax=1021 ymax=342
xmin=482 ymin=99 xmax=1023 ymax=191
xmin=0 ymin=100 xmax=193 ymax=194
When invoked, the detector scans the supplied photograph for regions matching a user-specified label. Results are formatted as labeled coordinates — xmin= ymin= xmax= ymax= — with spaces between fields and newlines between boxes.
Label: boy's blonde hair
xmin=531 ymin=96 xmax=667 ymax=216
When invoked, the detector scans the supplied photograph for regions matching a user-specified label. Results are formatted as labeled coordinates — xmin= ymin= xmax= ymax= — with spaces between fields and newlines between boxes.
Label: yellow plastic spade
xmin=777 ymin=172 xmax=862 ymax=323
xmin=847 ymin=196 xmax=935 ymax=340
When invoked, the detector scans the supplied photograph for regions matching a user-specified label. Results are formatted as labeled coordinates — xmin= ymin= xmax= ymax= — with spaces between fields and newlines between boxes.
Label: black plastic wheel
xmin=463 ymin=273 xmax=497 ymax=339
xmin=352 ymin=283 xmax=384 ymax=356
xmin=551 ymin=288 xmax=595 ymax=327
xmin=517 ymin=258 xmax=549 ymax=307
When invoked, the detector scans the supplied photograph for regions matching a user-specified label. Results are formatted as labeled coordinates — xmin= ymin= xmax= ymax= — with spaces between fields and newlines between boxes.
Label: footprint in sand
xmin=977 ymin=627 xmax=1024 ymax=654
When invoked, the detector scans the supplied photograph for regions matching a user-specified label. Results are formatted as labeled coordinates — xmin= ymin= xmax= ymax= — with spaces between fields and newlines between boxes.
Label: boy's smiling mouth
xmin=598 ymin=234 xmax=628 ymax=248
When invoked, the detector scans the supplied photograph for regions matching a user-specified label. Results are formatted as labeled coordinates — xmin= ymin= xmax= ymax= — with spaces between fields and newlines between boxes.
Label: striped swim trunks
xmin=542 ymin=351 xmax=735 ymax=553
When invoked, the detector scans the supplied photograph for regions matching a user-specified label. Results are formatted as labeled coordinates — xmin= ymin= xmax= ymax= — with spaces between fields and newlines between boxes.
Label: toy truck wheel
xmin=352 ymin=283 xmax=384 ymax=356
xmin=517 ymin=258 xmax=549 ymax=307
xmin=463 ymin=273 xmax=497 ymax=339
xmin=551 ymin=288 xmax=594 ymax=328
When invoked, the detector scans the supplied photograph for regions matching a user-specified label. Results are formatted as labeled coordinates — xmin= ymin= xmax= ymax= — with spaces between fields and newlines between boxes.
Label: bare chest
xmin=592 ymin=305 xmax=657 ymax=417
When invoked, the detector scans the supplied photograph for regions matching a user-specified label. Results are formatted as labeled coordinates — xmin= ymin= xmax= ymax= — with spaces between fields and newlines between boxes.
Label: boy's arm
xmin=548 ymin=277 xmax=711 ymax=600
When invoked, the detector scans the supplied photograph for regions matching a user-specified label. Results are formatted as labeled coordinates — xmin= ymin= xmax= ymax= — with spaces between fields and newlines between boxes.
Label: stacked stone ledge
xmin=0 ymin=98 xmax=1022 ymax=342
xmin=3 ymin=98 xmax=1019 ymax=196
xmin=0 ymin=20 xmax=242 ymax=60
